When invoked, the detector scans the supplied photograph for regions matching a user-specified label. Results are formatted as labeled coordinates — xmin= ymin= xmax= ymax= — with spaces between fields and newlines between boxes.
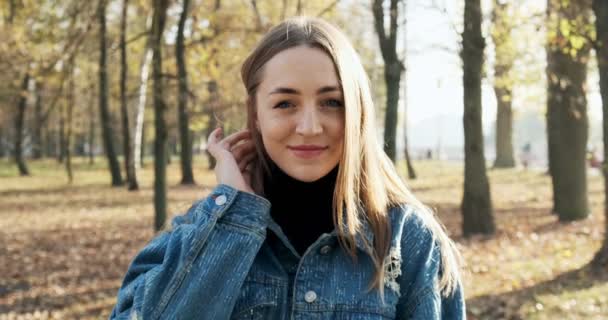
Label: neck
xmin=263 ymin=160 xmax=339 ymax=255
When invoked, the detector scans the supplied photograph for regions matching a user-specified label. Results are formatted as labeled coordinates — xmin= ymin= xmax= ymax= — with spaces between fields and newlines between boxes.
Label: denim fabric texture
xmin=109 ymin=184 xmax=466 ymax=319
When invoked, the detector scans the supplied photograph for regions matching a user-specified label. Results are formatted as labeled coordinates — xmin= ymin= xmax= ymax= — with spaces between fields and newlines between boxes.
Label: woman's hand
xmin=206 ymin=127 xmax=257 ymax=194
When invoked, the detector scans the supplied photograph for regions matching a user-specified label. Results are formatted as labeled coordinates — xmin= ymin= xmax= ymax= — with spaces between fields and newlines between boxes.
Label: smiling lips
xmin=288 ymin=145 xmax=328 ymax=159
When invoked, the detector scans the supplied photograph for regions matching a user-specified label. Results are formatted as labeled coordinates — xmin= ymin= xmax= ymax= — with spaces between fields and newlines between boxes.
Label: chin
xmin=280 ymin=165 xmax=332 ymax=182
xmin=290 ymin=172 xmax=324 ymax=182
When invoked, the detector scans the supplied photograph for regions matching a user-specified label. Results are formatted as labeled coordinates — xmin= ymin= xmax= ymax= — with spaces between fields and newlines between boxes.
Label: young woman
xmin=110 ymin=17 xmax=465 ymax=320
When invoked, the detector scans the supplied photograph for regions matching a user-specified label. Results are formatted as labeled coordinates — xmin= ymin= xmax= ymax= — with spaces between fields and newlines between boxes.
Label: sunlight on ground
xmin=0 ymin=157 xmax=606 ymax=319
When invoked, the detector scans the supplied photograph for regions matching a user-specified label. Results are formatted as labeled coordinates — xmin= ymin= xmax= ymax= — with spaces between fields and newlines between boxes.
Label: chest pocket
xmin=230 ymin=274 xmax=283 ymax=320
xmin=309 ymin=250 xmax=400 ymax=319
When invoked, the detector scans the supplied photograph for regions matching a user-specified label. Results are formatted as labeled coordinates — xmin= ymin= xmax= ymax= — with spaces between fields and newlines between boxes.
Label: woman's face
xmin=255 ymin=45 xmax=345 ymax=182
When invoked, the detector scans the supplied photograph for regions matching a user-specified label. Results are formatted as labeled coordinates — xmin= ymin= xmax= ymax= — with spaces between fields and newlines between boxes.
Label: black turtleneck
xmin=263 ymin=161 xmax=338 ymax=255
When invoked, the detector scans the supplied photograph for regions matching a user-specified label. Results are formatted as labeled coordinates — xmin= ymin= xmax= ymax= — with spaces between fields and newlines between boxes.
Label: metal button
xmin=304 ymin=290 xmax=317 ymax=303
xmin=320 ymin=245 xmax=332 ymax=255
xmin=214 ymin=195 xmax=227 ymax=206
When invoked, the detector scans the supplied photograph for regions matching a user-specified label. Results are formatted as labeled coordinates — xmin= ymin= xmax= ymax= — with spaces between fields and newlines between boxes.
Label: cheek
xmin=258 ymin=116 xmax=292 ymax=145
xmin=329 ymin=115 xmax=345 ymax=142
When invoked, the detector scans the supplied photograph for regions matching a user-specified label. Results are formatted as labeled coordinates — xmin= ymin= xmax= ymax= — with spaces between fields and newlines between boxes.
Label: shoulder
xmin=387 ymin=204 xmax=466 ymax=318
xmin=387 ymin=203 xmax=436 ymax=251
xmin=386 ymin=204 xmax=442 ymax=292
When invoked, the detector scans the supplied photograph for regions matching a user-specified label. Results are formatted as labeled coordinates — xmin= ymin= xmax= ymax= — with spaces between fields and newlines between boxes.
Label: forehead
xmin=258 ymin=45 xmax=340 ymax=92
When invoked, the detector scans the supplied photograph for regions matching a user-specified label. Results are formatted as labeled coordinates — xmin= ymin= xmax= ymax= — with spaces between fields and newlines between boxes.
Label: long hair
xmin=240 ymin=17 xmax=461 ymax=298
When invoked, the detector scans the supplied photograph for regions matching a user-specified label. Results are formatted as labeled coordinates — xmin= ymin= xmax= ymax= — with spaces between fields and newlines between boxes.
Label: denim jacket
xmin=109 ymin=184 xmax=465 ymax=319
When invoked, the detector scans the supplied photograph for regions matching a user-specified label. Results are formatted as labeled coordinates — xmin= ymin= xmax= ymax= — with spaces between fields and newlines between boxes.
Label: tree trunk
xmin=176 ymin=0 xmax=195 ymax=185
xmin=45 ymin=126 xmax=55 ymax=158
xmin=402 ymin=73 xmax=416 ymax=179
xmin=0 ymin=127 xmax=5 ymax=158
xmin=206 ymin=80 xmax=219 ymax=170
xmin=98 ymin=0 xmax=124 ymax=186
xmin=461 ymin=0 xmax=495 ymax=236
xmin=140 ymin=121 xmax=146 ymax=167
xmin=400 ymin=9 xmax=416 ymax=180
xmin=32 ymin=80 xmax=43 ymax=159
xmin=372 ymin=0 xmax=403 ymax=163
xmin=58 ymin=109 xmax=66 ymax=164
xmin=546 ymin=84 xmax=559 ymax=214
xmin=493 ymin=87 xmax=515 ymax=167
xmin=384 ymin=65 xmax=401 ymax=162
xmin=134 ymin=15 xmax=153 ymax=170
xmin=65 ymin=65 xmax=75 ymax=183
xmin=7 ymin=0 xmax=15 ymax=24
xmin=14 ymin=73 xmax=30 ymax=176
xmin=546 ymin=0 xmax=591 ymax=221
xmin=89 ymin=86 xmax=96 ymax=165
xmin=403 ymin=132 xmax=416 ymax=179
xmin=491 ymin=0 xmax=516 ymax=168
xmin=120 ymin=0 xmax=139 ymax=190
xmin=152 ymin=0 xmax=170 ymax=232
xmin=592 ymin=0 xmax=608 ymax=268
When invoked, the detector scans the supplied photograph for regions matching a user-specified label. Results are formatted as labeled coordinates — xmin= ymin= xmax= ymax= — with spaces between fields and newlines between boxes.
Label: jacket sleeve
xmin=394 ymin=212 xmax=466 ymax=319
xmin=109 ymin=184 xmax=272 ymax=320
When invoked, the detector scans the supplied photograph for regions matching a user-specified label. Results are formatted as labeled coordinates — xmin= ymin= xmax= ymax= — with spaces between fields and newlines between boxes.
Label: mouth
xmin=288 ymin=145 xmax=329 ymax=159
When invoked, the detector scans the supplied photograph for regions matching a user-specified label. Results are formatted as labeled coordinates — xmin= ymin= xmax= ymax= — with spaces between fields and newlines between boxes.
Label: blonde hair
xmin=240 ymin=17 xmax=461 ymax=298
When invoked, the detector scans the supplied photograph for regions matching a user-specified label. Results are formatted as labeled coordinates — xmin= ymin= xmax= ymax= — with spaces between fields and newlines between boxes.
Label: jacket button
xmin=320 ymin=245 xmax=332 ymax=255
xmin=214 ymin=195 xmax=227 ymax=206
xmin=304 ymin=290 xmax=317 ymax=303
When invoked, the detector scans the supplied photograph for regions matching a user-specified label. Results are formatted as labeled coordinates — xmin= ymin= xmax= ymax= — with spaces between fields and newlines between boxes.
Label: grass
xmin=0 ymin=157 xmax=606 ymax=319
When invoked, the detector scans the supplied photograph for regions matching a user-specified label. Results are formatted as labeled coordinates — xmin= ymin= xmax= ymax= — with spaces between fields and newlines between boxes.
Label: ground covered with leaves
xmin=0 ymin=158 xmax=606 ymax=319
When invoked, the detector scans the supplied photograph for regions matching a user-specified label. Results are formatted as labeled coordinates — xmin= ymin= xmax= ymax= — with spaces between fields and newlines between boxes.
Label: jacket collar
xmin=266 ymin=205 xmax=377 ymax=257
xmin=333 ymin=215 xmax=375 ymax=254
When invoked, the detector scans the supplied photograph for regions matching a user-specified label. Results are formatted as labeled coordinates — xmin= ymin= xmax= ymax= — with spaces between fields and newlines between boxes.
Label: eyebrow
xmin=268 ymin=85 xmax=341 ymax=96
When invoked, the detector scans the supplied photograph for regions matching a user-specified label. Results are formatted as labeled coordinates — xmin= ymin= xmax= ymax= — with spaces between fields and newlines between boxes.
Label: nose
xmin=296 ymin=105 xmax=323 ymax=136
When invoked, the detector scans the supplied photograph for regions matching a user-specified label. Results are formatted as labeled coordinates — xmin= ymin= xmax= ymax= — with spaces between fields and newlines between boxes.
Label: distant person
xmin=109 ymin=17 xmax=464 ymax=319
xmin=426 ymin=148 xmax=433 ymax=160
xmin=521 ymin=142 xmax=532 ymax=169
xmin=588 ymin=147 xmax=602 ymax=169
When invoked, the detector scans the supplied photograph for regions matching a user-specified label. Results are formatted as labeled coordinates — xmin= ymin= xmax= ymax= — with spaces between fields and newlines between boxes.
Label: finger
xmin=206 ymin=127 xmax=223 ymax=156
xmin=231 ymin=139 xmax=256 ymax=160
xmin=238 ymin=152 xmax=256 ymax=171
xmin=219 ymin=129 xmax=251 ymax=150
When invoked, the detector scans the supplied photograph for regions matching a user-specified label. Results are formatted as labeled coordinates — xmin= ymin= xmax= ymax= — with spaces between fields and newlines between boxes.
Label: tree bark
xmin=176 ymin=0 xmax=195 ymax=185
xmin=120 ymin=0 xmax=139 ymax=190
xmin=98 ymin=0 xmax=124 ymax=186
xmin=493 ymin=87 xmax=515 ymax=167
xmin=400 ymin=2 xmax=416 ymax=180
xmin=88 ymin=85 xmax=96 ymax=165
xmin=152 ymin=0 xmax=170 ymax=232
xmin=58 ymin=108 xmax=66 ymax=164
xmin=65 ymin=64 xmax=75 ymax=183
xmin=372 ymin=0 xmax=404 ymax=162
xmin=461 ymin=0 xmax=495 ymax=236
xmin=206 ymin=80 xmax=219 ymax=170
xmin=592 ymin=0 xmax=608 ymax=268
xmin=134 ymin=15 xmax=153 ymax=170
xmin=0 ymin=127 xmax=5 ymax=158
xmin=491 ymin=0 xmax=516 ymax=168
xmin=546 ymin=0 xmax=591 ymax=221
xmin=14 ymin=73 xmax=30 ymax=176
xmin=7 ymin=0 xmax=15 ymax=24
xmin=32 ymin=80 xmax=43 ymax=159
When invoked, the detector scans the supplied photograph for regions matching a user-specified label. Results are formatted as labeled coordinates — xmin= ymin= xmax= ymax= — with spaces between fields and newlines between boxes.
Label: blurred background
xmin=1 ymin=0 xmax=607 ymax=319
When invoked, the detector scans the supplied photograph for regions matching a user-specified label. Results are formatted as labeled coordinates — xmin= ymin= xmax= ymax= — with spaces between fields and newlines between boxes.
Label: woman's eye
xmin=273 ymin=101 xmax=293 ymax=109
xmin=322 ymin=99 xmax=343 ymax=108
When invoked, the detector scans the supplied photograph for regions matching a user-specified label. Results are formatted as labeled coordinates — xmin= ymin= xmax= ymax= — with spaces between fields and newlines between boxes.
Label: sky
xmin=402 ymin=0 xmax=603 ymax=151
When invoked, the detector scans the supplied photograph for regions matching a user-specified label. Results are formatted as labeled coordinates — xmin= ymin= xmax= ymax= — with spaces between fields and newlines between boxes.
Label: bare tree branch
xmin=316 ymin=0 xmax=340 ymax=17
xmin=250 ymin=0 xmax=264 ymax=31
